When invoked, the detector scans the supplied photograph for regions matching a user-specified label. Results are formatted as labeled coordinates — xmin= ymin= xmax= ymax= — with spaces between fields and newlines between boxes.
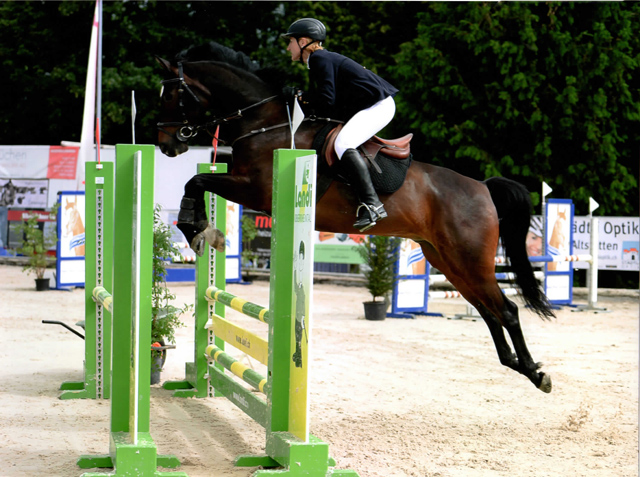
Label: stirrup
xmin=353 ymin=203 xmax=387 ymax=232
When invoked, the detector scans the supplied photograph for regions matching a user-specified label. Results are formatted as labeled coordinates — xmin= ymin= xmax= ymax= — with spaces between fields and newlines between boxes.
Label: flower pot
xmin=150 ymin=341 xmax=168 ymax=385
xmin=363 ymin=300 xmax=387 ymax=321
xmin=35 ymin=277 xmax=50 ymax=291
xmin=150 ymin=354 xmax=165 ymax=385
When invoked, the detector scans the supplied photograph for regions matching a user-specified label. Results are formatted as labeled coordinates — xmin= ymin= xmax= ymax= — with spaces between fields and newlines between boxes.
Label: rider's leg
xmin=340 ymin=149 xmax=388 ymax=231
xmin=335 ymin=96 xmax=395 ymax=232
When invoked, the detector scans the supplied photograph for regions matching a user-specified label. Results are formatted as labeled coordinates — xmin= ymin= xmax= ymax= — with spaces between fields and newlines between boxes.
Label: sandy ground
xmin=0 ymin=263 xmax=638 ymax=477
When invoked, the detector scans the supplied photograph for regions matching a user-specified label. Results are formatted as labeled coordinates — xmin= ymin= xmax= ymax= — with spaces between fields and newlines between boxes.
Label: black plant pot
xmin=35 ymin=277 xmax=50 ymax=291
xmin=363 ymin=300 xmax=387 ymax=321
xmin=150 ymin=341 xmax=168 ymax=385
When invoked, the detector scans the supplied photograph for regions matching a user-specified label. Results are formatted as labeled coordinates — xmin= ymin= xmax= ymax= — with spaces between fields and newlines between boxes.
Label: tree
xmin=1 ymin=2 xmax=637 ymax=215
xmin=392 ymin=2 xmax=639 ymax=215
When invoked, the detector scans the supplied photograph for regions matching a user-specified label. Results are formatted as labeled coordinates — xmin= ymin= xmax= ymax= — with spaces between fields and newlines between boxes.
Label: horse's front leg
xmin=177 ymin=173 xmax=252 ymax=256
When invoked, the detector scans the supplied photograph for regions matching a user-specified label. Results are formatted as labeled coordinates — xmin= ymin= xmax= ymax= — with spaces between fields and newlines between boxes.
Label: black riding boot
xmin=177 ymin=197 xmax=221 ymax=256
xmin=340 ymin=148 xmax=387 ymax=232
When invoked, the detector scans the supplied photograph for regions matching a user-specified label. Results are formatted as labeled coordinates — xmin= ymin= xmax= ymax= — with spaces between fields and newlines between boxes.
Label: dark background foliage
xmin=1 ymin=1 xmax=638 ymax=216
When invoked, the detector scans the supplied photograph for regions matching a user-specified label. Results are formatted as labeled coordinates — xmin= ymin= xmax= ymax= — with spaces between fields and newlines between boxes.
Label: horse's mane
xmin=174 ymin=41 xmax=286 ymax=91
xmin=175 ymin=41 xmax=261 ymax=73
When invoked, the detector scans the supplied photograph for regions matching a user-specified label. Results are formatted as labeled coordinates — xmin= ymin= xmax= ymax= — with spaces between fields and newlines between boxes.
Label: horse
xmin=155 ymin=42 xmax=555 ymax=393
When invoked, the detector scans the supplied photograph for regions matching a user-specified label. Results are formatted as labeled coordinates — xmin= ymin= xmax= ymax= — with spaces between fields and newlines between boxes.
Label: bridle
xmin=156 ymin=61 xmax=279 ymax=144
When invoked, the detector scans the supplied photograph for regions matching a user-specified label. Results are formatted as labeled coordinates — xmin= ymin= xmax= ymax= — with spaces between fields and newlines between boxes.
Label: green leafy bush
xmin=356 ymin=235 xmax=402 ymax=302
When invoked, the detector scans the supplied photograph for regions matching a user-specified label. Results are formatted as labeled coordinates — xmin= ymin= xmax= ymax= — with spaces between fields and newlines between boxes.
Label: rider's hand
xmin=282 ymin=86 xmax=303 ymax=105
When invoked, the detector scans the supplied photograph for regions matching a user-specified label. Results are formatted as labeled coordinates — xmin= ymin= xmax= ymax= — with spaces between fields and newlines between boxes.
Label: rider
xmin=282 ymin=18 xmax=399 ymax=232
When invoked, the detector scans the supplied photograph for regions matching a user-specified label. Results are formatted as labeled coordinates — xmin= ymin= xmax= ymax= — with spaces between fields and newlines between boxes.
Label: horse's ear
xmin=155 ymin=56 xmax=172 ymax=72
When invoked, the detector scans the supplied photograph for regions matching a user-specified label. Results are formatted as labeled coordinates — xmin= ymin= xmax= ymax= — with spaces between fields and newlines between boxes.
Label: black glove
xmin=282 ymin=86 xmax=303 ymax=106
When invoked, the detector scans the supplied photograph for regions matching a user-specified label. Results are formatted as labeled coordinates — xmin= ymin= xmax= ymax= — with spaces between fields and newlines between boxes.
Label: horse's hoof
xmin=190 ymin=234 xmax=206 ymax=257
xmin=202 ymin=224 xmax=225 ymax=252
xmin=537 ymin=373 xmax=552 ymax=393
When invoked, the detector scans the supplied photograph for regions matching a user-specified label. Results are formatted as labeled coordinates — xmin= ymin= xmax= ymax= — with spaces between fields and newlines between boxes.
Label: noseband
xmin=157 ymin=61 xmax=279 ymax=144
xmin=157 ymin=62 xmax=203 ymax=142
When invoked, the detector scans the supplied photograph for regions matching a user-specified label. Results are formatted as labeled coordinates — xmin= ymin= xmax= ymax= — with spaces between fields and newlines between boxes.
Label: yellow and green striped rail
xmin=205 ymin=345 xmax=268 ymax=393
xmin=92 ymin=286 xmax=113 ymax=313
xmin=205 ymin=286 xmax=270 ymax=323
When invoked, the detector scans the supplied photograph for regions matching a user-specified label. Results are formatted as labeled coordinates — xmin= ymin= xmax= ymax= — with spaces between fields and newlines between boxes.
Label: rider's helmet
xmin=281 ymin=18 xmax=327 ymax=42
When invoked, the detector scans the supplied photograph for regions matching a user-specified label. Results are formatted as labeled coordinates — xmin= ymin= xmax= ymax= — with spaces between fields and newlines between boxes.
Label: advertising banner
xmin=572 ymin=216 xmax=639 ymax=271
xmin=545 ymin=199 xmax=574 ymax=304
xmin=288 ymin=153 xmax=317 ymax=443
xmin=56 ymin=192 xmax=86 ymax=287
xmin=0 ymin=179 xmax=49 ymax=208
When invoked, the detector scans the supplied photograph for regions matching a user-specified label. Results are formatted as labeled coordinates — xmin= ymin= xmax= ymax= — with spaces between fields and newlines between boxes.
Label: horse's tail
xmin=484 ymin=177 xmax=555 ymax=320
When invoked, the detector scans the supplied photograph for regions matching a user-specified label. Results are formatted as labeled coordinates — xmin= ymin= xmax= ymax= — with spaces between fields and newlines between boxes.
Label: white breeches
xmin=334 ymin=96 xmax=396 ymax=159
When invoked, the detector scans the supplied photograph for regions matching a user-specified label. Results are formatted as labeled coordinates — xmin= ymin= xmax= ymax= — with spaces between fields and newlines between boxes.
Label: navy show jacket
xmin=304 ymin=49 xmax=398 ymax=121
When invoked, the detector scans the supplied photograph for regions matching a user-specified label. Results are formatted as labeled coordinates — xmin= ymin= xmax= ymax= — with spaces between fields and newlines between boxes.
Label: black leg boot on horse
xmin=176 ymin=197 xmax=225 ymax=256
xmin=340 ymin=148 xmax=388 ymax=232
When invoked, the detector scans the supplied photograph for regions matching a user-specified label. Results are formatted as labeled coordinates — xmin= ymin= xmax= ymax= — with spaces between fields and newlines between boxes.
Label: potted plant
xmin=240 ymin=215 xmax=259 ymax=282
xmin=15 ymin=204 xmax=59 ymax=291
xmin=151 ymin=205 xmax=192 ymax=384
xmin=356 ymin=235 xmax=402 ymax=320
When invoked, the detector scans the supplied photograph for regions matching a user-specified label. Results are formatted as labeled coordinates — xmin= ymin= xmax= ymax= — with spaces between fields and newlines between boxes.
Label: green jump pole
xmin=163 ymin=162 xmax=228 ymax=398
xmin=59 ymin=161 xmax=113 ymax=400
xmin=77 ymin=144 xmax=186 ymax=477
xmin=235 ymin=149 xmax=359 ymax=476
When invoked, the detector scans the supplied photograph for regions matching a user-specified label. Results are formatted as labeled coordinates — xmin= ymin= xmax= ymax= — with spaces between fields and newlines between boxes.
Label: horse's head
xmin=156 ymin=43 xmax=284 ymax=158
xmin=156 ymin=57 xmax=214 ymax=157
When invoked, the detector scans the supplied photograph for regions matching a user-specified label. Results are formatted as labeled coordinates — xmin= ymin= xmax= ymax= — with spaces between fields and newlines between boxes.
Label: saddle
xmin=321 ymin=124 xmax=413 ymax=169
xmin=314 ymin=123 xmax=413 ymax=200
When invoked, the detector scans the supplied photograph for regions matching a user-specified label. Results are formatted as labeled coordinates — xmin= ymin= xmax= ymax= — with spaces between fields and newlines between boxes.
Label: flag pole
xmin=76 ymin=0 xmax=100 ymax=189
xmin=96 ymin=0 xmax=103 ymax=162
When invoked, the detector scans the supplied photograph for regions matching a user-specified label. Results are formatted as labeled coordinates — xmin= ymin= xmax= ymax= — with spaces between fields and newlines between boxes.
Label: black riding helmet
xmin=281 ymin=18 xmax=327 ymax=41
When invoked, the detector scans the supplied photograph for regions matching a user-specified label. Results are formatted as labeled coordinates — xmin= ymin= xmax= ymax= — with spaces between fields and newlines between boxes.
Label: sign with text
xmin=573 ymin=216 xmax=639 ymax=271
xmin=48 ymin=146 xmax=79 ymax=180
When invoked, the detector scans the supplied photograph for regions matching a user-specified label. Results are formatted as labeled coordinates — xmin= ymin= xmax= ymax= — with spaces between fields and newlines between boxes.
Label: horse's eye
xmin=160 ymin=85 xmax=173 ymax=102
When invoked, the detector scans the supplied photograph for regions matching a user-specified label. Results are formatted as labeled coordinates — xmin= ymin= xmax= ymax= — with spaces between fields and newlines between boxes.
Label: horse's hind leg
xmin=425 ymin=248 xmax=551 ymax=392
xmin=476 ymin=297 xmax=551 ymax=393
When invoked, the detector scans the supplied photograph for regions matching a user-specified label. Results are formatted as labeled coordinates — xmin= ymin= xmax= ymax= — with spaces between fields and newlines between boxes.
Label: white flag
xmin=290 ymin=98 xmax=305 ymax=149
xmin=131 ymin=90 xmax=137 ymax=144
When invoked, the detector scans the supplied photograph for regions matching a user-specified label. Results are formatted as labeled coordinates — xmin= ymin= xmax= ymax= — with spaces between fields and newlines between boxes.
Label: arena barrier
xmin=163 ymin=150 xmax=358 ymax=476
xmin=391 ymin=196 xmax=601 ymax=318
xmin=77 ymin=144 xmax=186 ymax=476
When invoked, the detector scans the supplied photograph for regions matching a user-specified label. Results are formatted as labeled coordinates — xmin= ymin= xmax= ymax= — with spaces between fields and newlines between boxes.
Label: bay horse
xmin=156 ymin=42 xmax=554 ymax=393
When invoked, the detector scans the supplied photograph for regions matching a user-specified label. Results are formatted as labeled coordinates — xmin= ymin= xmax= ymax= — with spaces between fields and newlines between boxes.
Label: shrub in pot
xmin=356 ymin=235 xmax=402 ymax=320
xmin=151 ymin=205 xmax=192 ymax=383
xmin=14 ymin=204 xmax=59 ymax=291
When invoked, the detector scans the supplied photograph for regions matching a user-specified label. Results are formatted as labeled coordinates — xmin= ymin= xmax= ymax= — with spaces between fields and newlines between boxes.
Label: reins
xmin=231 ymin=116 xmax=342 ymax=147
xmin=157 ymin=63 xmax=279 ymax=144
xmin=157 ymin=61 xmax=342 ymax=147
